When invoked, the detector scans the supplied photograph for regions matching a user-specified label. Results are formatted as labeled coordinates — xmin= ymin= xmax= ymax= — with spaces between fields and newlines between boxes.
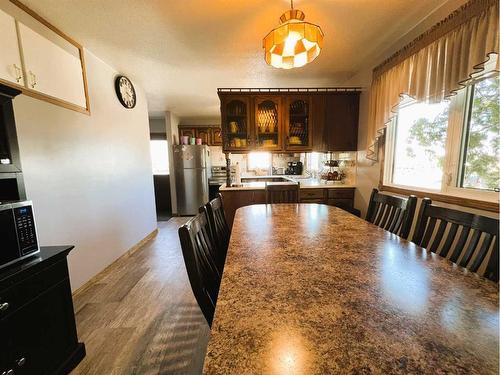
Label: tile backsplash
xmin=209 ymin=147 xmax=357 ymax=184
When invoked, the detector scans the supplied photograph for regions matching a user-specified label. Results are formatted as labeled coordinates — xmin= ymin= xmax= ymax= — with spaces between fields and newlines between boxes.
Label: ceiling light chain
xmin=262 ymin=1 xmax=324 ymax=69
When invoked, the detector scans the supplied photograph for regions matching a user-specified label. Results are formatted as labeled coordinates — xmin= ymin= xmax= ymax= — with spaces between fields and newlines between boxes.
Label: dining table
xmin=202 ymin=204 xmax=499 ymax=374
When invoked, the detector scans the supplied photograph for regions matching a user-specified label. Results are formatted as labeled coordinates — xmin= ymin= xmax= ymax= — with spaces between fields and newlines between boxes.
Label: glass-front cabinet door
xmin=221 ymin=96 xmax=251 ymax=151
xmin=285 ymin=96 xmax=312 ymax=151
xmin=254 ymin=97 xmax=282 ymax=151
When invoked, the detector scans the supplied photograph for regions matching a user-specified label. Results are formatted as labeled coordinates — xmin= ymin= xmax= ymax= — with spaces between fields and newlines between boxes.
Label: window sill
xmin=379 ymin=184 xmax=499 ymax=213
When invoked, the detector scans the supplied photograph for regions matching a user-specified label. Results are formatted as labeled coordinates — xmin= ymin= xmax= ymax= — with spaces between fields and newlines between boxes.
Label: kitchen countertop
xmin=203 ymin=204 xmax=499 ymax=374
xmin=219 ymin=176 xmax=355 ymax=191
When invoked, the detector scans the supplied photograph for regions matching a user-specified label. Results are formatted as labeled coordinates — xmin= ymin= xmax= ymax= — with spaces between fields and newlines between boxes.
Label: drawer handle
xmin=2 ymin=370 xmax=14 ymax=375
xmin=0 ymin=302 xmax=9 ymax=311
xmin=16 ymin=358 xmax=26 ymax=367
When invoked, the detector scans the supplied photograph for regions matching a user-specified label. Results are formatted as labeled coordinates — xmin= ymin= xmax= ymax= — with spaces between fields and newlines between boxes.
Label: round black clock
xmin=115 ymin=75 xmax=136 ymax=109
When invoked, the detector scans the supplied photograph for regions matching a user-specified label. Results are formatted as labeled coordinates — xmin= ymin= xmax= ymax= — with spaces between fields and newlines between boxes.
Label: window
xmin=384 ymin=74 xmax=499 ymax=201
xmin=458 ymin=77 xmax=499 ymax=191
xmin=247 ymin=152 xmax=271 ymax=171
xmin=390 ymin=99 xmax=450 ymax=190
xmin=150 ymin=140 xmax=169 ymax=175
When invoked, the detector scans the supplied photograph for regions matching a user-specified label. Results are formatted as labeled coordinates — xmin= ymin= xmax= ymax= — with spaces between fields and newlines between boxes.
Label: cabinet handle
xmin=0 ymin=302 xmax=9 ymax=311
xmin=2 ymin=370 xmax=14 ymax=375
xmin=13 ymin=64 xmax=22 ymax=83
xmin=16 ymin=358 xmax=26 ymax=367
xmin=28 ymin=71 xmax=37 ymax=88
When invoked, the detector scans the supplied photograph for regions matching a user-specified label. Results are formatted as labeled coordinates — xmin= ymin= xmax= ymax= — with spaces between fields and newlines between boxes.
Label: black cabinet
xmin=0 ymin=83 xmax=22 ymax=174
xmin=0 ymin=83 xmax=25 ymax=201
xmin=0 ymin=246 xmax=85 ymax=375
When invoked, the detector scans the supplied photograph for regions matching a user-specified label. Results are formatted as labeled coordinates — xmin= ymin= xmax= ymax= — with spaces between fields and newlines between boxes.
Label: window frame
xmin=381 ymin=80 xmax=499 ymax=212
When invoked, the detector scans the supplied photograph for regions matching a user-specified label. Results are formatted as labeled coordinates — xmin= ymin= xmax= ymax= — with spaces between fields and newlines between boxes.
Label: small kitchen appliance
xmin=0 ymin=200 xmax=39 ymax=269
xmin=286 ymin=161 xmax=303 ymax=175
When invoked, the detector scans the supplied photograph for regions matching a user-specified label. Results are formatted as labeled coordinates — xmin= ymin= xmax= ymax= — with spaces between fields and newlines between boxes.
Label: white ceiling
xmin=22 ymin=0 xmax=448 ymax=120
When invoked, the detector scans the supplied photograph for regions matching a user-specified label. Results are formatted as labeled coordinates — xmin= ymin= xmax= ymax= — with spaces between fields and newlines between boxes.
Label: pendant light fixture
xmin=263 ymin=0 xmax=324 ymax=69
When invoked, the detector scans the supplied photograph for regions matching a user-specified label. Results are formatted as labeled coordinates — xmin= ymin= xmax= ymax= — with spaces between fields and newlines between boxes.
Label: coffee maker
xmin=286 ymin=161 xmax=303 ymax=175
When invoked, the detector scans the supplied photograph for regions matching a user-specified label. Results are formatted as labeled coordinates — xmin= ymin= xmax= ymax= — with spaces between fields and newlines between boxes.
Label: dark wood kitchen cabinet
xmin=325 ymin=93 xmax=360 ymax=151
xmin=179 ymin=127 xmax=196 ymax=140
xmin=285 ymin=95 xmax=312 ymax=151
xmin=221 ymin=96 xmax=252 ymax=151
xmin=0 ymin=246 xmax=85 ymax=375
xmin=254 ymin=96 xmax=283 ymax=151
xmin=178 ymin=125 xmax=223 ymax=146
xmin=218 ymin=89 xmax=360 ymax=153
xmin=195 ymin=127 xmax=211 ymax=145
xmin=312 ymin=92 xmax=360 ymax=152
xmin=211 ymin=127 xmax=223 ymax=145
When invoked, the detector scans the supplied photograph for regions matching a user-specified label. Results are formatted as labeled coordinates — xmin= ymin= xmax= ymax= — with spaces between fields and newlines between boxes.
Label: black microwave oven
xmin=0 ymin=200 xmax=39 ymax=269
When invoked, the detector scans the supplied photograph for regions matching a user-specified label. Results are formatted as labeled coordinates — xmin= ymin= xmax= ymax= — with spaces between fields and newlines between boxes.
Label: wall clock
xmin=115 ymin=75 xmax=136 ymax=109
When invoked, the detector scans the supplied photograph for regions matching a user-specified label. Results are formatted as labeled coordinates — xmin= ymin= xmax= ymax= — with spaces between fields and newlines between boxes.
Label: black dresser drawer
xmin=0 ymin=259 xmax=68 ymax=319
xmin=0 ymin=246 xmax=85 ymax=375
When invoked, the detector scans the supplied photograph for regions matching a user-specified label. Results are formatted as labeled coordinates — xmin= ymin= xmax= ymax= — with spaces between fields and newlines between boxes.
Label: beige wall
xmin=13 ymin=49 xmax=157 ymax=291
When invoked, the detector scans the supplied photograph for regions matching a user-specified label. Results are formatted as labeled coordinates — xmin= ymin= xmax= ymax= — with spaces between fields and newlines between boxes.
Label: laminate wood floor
xmin=71 ymin=218 xmax=210 ymax=375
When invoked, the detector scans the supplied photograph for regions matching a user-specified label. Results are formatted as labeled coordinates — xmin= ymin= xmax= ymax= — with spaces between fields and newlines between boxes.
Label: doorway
xmin=150 ymin=135 xmax=172 ymax=221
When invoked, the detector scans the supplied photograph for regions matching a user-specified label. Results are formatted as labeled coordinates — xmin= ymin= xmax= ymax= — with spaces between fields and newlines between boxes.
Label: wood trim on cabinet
xmin=0 ymin=76 xmax=90 ymax=115
xmin=7 ymin=0 xmax=91 ymax=115
xmin=79 ymin=47 xmax=91 ymax=114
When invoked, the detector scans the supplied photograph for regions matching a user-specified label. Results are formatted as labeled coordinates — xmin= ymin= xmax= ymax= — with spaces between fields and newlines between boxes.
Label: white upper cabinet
xmin=0 ymin=8 xmax=23 ymax=85
xmin=18 ymin=22 xmax=87 ymax=108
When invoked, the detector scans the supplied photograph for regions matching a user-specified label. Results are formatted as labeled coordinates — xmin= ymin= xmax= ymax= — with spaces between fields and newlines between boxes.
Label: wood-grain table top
xmin=203 ymin=204 xmax=499 ymax=374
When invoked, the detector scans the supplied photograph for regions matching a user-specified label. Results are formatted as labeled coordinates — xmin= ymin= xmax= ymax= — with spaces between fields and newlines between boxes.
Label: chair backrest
xmin=178 ymin=213 xmax=221 ymax=326
xmin=366 ymin=188 xmax=417 ymax=239
xmin=200 ymin=194 xmax=231 ymax=271
xmin=413 ymin=198 xmax=499 ymax=282
xmin=265 ymin=182 xmax=300 ymax=204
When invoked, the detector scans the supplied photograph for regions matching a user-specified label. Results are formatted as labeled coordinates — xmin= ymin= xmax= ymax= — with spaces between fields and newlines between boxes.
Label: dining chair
xmin=178 ymin=213 xmax=221 ymax=326
xmin=265 ymin=182 xmax=300 ymax=204
xmin=366 ymin=188 xmax=417 ymax=239
xmin=200 ymin=194 xmax=231 ymax=272
xmin=413 ymin=198 xmax=499 ymax=282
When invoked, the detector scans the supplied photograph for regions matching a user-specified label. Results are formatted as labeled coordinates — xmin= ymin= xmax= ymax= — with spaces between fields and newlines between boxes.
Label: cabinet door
xmin=326 ymin=93 xmax=360 ymax=151
xmin=254 ymin=96 xmax=282 ymax=151
xmin=211 ymin=127 xmax=222 ymax=146
xmin=311 ymin=95 xmax=328 ymax=152
xmin=0 ymin=10 xmax=23 ymax=85
xmin=221 ymin=96 xmax=252 ymax=152
xmin=1 ymin=279 xmax=78 ymax=375
xmin=18 ymin=22 xmax=86 ymax=108
xmin=179 ymin=128 xmax=196 ymax=140
xmin=285 ymin=95 xmax=312 ymax=151
xmin=195 ymin=128 xmax=211 ymax=145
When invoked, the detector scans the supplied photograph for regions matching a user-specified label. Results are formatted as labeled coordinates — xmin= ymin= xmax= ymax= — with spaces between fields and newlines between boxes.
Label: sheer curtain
xmin=366 ymin=0 xmax=499 ymax=161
